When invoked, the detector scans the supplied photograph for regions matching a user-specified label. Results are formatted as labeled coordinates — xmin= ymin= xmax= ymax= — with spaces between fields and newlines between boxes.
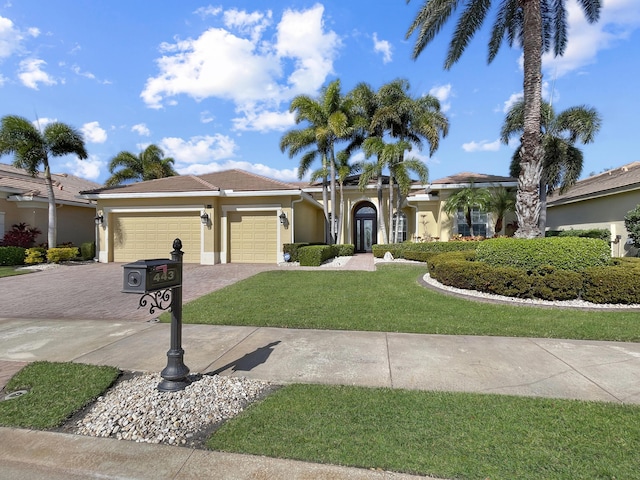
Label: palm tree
xmin=501 ymin=99 xmax=601 ymax=230
xmin=105 ymin=144 xmax=177 ymax=187
xmin=280 ymin=79 xmax=354 ymax=244
xmin=406 ymin=0 xmax=602 ymax=238
xmin=442 ymin=181 xmax=492 ymax=237
xmin=487 ymin=186 xmax=516 ymax=235
xmin=371 ymin=79 xmax=447 ymax=242
xmin=0 ymin=115 xmax=88 ymax=247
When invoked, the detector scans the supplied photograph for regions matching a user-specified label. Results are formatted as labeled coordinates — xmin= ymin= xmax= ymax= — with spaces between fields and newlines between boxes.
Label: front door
xmin=354 ymin=203 xmax=377 ymax=253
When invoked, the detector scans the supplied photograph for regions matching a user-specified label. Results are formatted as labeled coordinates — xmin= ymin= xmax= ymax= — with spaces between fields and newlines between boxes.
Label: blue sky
xmin=1 ymin=1 xmax=638 ymax=185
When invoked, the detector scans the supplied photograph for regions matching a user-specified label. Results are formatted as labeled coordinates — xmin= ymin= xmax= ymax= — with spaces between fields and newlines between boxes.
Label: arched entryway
xmin=353 ymin=202 xmax=377 ymax=253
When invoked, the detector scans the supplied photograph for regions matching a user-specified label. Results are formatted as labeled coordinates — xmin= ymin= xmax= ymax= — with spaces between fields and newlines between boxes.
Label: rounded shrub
xmin=475 ymin=237 xmax=611 ymax=272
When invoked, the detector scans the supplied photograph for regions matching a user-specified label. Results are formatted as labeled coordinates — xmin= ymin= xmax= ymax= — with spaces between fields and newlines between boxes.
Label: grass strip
xmin=0 ymin=266 xmax=30 ymax=278
xmin=174 ymin=264 xmax=640 ymax=342
xmin=0 ymin=361 xmax=120 ymax=429
xmin=208 ymin=383 xmax=640 ymax=480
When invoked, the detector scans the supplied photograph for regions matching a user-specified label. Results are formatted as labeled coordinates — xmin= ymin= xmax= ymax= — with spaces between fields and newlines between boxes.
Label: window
xmin=392 ymin=211 xmax=407 ymax=242
xmin=456 ymin=208 xmax=487 ymax=237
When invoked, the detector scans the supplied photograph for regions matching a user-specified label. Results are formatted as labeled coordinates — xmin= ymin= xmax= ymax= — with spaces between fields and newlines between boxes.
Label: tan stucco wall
xmin=293 ymin=200 xmax=324 ymax=243
xmin=547 ymin=190 xmax=640 ymax=257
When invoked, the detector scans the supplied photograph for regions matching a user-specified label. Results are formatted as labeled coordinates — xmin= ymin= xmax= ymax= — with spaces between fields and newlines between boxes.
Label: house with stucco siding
xmin=80 ymin=169 xmax=517 ymax=264
xmin=546 ymin=161 xmax=640 ymax=257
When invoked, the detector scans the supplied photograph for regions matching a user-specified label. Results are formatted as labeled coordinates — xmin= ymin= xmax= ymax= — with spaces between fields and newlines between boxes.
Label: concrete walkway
xmin=1 ymin=254 xmax=639 ymax=479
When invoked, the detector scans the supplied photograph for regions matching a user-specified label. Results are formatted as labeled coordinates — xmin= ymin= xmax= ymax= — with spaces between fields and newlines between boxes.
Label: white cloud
xmin=65 ymin=155 xmax=103 ymax=181
xmin=81 ymin=121 xmax=107 ymax=143
xmin=543 ymin=0 xmax=640 ymax=77
xmin=501 ymin=92 xmax=523 ymax=113
xmin=131 ymin=123 xmax=151 ymax=136
xmin=372 ymin=32 xmax=392 ymax=64
xmin=200 ymin=111 xmax=214 ymax=124
xmin=194 ymin=5 xmax=222 ymax=18
xmin=141 ymin=5 xmax=340 ymax=133
xmin=72 ymin=65 xmax=95 ymax=80
xmin=232 ymin=107 xmax=295 ymax=132
xmin=0 ymin=15 xmax=22 ymax=59
xmin=160 ymin=134 xmax=238 ymax=164
xmin=462 ymin=139 xmax=501 ymax=152
xmin=18 ymin=58 xmax=57 ymax=89
xmin=429 ymin=84 xmax=453 ymax=112
xmin=177 ymin=160 xmax=299 ymax=182
xmin=27 ymin=27 xmax=39 ymax=37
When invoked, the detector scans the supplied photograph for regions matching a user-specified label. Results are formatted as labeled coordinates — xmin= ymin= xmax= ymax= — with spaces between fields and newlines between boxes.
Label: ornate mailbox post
xmin=122 ymin=239 xmax=190 ymax=392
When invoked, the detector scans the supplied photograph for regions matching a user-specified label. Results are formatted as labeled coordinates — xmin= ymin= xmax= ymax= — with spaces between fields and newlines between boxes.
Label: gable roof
xmin=0 ymin=163 xmax=99 ymax=206
xmin=80 ymin=169 xmax=301 ymax=197
xmin=547 ymin=161 xmax=640 ymax=206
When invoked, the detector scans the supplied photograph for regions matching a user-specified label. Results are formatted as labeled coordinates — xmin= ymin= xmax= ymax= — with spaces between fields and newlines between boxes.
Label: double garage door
xmin=112 ymin=212 xmax=201 ymax=263
xmin=228 ymin=211 xmax=278 ymax=263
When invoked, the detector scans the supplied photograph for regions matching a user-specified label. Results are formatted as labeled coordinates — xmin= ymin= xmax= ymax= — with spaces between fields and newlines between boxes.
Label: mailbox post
xmin=122 ymin=238 xmax=190 ymax=392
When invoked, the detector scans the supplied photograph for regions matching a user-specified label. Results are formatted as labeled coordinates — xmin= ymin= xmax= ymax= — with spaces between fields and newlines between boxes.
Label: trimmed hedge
xmin=80 ymin=242 xmax=96 ymax=261
xmin=546 ymin=228 xmax=611 ymax=241
xmin=428 ymin=250 xmax=639 ymax=304
xmin=25 ymin=247 xmax=47 ymax=264
xmin=336 ymin=244 xmax=355 ymax=257
xmin=46 ymin=247 xmax=79 ymax=263
xmin=0 ymin=246 xmax=26 ymax=266
xmin=284 ymin=243 xmax=354 ymax=262
xmin=298 ymin=245 xmax=338 ymax=266
xmin=283 ymin=243 xmax=310 ymax=262
xmin=476 ymin=237 xmax=611 ymax=272
xmin=373 ymin=241 xmax=482 ymax=259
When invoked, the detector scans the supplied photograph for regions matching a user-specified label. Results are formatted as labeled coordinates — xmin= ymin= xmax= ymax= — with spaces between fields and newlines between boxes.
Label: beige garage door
xmin=112 ymin=212 xmax=201 ymax=263
xmin=229 ymin=211 xmax=277 ymax=263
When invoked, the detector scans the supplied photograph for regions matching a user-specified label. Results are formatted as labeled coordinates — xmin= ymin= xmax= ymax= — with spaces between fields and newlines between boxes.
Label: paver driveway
xmin=0 ymin=263 xmax=277 ymax=321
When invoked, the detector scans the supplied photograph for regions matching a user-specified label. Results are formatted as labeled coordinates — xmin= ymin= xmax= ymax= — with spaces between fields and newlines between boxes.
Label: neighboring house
xmin=0 ymin=163 xmax=99 ymax=247
xmin=547 ymin=161 xmax=640 ymax=257
xmin=80 ymin=169 xmax=517 ymax=264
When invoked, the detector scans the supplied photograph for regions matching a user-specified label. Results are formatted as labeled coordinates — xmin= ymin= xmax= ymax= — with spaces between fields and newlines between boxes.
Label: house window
xmin=392 ymin=211 xmax=408 ymax=242
xmin=456 ymin=208 xmax=487 ymax=237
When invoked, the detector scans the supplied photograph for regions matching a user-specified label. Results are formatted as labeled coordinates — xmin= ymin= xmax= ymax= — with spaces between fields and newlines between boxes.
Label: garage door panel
xmin=229 ymin=211 xmax=277 ymax=263
xmin=112 ymin=212 xmax=201 ymax=263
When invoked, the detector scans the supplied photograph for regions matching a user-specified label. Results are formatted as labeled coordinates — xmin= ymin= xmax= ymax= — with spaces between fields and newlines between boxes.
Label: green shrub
xmin=476 ymin=237 xmax=610 ymax=272
xmin=582 ymin=267 xmax=640 ymax=304
xmin=80 ymin=242 xmax=96 ymax=261
xmin=24 ymin=247 xmax=47 ymax=264
xmin=374 ymin=240 xmax=482 ymax=260
xmin=46 ymin=247 xmax=79 ymax=263
xmin=283 ymin=243 xmax=310 ymax=262
xmin=336 ymin=244 xmax=355 ymax=257
xmin=0 ymin=246 xmax=26 ymax=265
xmin=546 ymin=229 xmax=611 ymax=241
xmin=298 ymin=245 xmax=337 ymax=266
xmin=372 ymin=243 xmax=407 ymax=259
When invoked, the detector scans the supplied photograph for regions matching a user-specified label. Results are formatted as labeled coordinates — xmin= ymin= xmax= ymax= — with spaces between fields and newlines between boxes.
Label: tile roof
xmin=80 ymin=169 xmax=300 ymax=195
xmin=547 ymin=162 xmax=640 ymax=205
xmin=0 ymin=163 xmax=99 ymax=205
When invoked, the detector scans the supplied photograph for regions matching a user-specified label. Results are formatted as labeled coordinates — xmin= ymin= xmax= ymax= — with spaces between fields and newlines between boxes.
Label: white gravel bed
xmin=278 ymin=255 xmax=352 ymax=268
xmin=75 ymin=373 xmax=271 ymax=446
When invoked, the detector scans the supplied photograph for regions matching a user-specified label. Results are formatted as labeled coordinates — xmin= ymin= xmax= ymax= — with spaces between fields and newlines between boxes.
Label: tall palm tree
xmin=487 ymin=185 xmax=516 ymax=235
xmin=406 ymin=0 xmax=602 ymax=238
xmin=105 ymin=144 xmax=177 ymax=187
xmin=501 ymin=99 xmax=601 ymax=230
xmin=442 ymin=181 xmax=492 ymax=237
xmin=280 ymin=79 xmax=354 ymax=244
xmin=0 ymin=115 xmax=88 ymax=247
xmin=371 ymin=79 xmax=447 ymax=242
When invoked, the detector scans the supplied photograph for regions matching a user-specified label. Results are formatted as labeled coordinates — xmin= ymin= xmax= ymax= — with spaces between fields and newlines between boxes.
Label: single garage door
xmin=229 ymin=211 xmax=277 ymax=263
xmin=112 ymin=212 xmax=201 ymax=263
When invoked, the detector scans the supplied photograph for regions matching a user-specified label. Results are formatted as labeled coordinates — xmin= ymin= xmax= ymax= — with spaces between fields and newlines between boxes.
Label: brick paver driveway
xmin=0 ymin=263 xmax=277 ymax=321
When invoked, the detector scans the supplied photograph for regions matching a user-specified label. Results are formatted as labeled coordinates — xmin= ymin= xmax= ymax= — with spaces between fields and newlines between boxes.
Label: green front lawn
xmin=0 ymin=266 xmax=31 ymax=278
xmin=209 ymin=384 xmax=640 ymax=480
xmin=174 ymin=264 xmax=640 ymax=342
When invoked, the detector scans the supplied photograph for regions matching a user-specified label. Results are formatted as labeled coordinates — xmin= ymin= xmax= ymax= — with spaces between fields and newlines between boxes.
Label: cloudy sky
xmin=1 ymin=0 xmax=638 ymax=185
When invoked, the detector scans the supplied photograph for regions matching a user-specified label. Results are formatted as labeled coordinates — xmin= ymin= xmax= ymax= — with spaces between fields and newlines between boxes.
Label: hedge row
xmin=373 ymin=241 xmax=482 ymax=260
xmin=476 ymin=237 xmax=611 ymax=272
xmin=284 ymin=243 xmax=354 ymax=263
xmin=299 ymin=245 xmax=338 ymax=266
xmin=428 ymin=250 xmax=640 ymax=304
xmin=0 ymin=246 xmax=27 ymax=265
xmin=0 ymin=245 xmax=87 ymax=266
xmin=546 ymin=228 xmax=611 ymax=241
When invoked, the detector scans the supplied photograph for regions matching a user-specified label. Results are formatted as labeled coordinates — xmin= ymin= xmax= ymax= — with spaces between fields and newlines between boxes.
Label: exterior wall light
xmin=279 ymin=211 xmax=287 ymax=225
xmin=200 ymin=212 xmax=209 ymax=225
xmin=94 ymin=213 xmax=104 ymax=225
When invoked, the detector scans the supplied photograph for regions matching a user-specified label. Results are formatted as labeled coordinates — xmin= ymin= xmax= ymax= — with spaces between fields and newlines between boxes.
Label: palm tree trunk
xmin=538 ymin=180 xmax=548 ymax=232
xmin=321 ymin=156 xmax=330 ymax=244
xmin=337 ymin=180 xmax=344 ymax=244
xmin=43 ymin=163 xmax=57 ymax=248
xmin=329 ymin=150 xmax=337 ymax=245
xmin=377 ymin=175 xmax=388 ymax=244
xmin=515 ymin=0 xmax=543 ymax=239
xmin=388 ymin=173 xmax=395 ymax=243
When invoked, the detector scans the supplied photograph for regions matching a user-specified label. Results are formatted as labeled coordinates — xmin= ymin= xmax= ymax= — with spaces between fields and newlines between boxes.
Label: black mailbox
xmin=122 ymin=259 xmax=182 ymax=293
